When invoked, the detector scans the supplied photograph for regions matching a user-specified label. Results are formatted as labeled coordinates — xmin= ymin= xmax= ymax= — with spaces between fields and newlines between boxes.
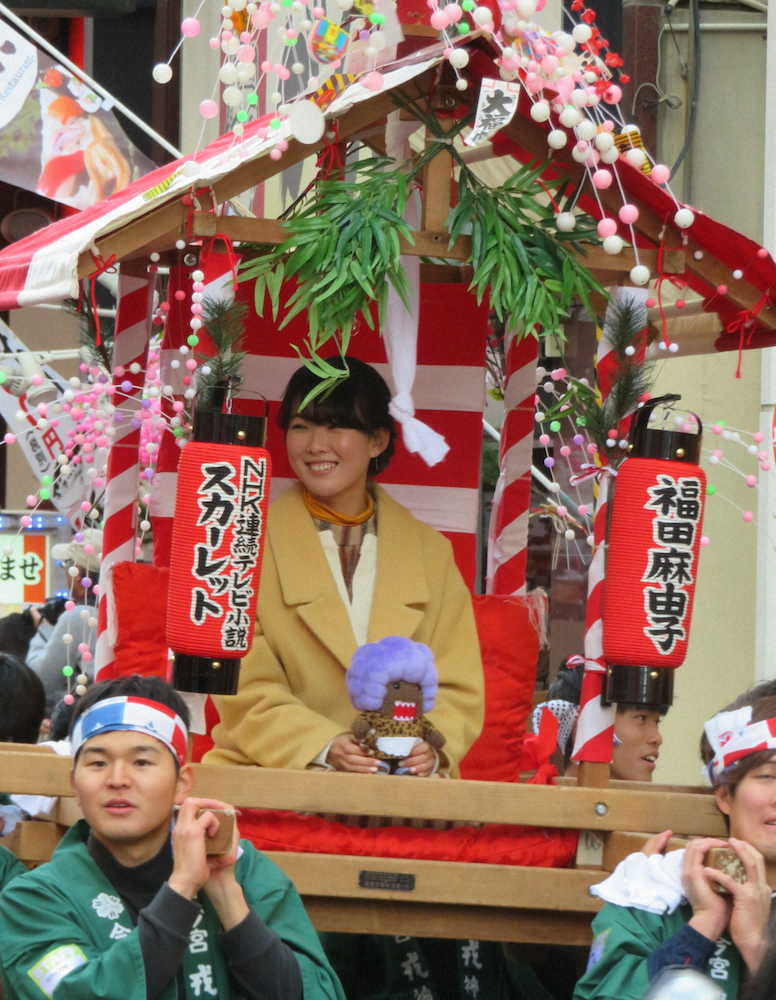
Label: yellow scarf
xmin=302 ymin=488 xmax=375 ymax=526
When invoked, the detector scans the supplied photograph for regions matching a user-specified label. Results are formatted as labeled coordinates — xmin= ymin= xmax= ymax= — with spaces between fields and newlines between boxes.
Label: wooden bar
xmin=0 ymin=752 xmax=727 ymax=836
xmin=303 ymin=898 xmax=595 ymax=945
xmin=190 ymin=213 xmax=684 ymax=279
xmin=263 ymin=852 xmax=601 ymax=911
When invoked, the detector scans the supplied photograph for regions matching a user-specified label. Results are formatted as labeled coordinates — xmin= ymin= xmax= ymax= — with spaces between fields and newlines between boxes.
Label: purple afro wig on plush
xmin=346 ymin=636 xmax=438 ymax=712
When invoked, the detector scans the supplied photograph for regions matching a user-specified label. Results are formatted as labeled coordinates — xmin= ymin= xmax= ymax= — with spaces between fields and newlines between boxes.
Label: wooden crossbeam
xmin=304 ymin=898 xmax=595 ymax=945
xmin=266 ymin=852 xmax=601 ymax=912
xmin=1 ymin=751 xmax=727 ymax=837
xmin=190 ymin=212 xmax=684 ymax=280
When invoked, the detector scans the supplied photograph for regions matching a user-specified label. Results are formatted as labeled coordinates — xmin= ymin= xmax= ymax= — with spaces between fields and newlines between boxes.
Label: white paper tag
xmin=464 ymin=79 xmax=521 ymax=148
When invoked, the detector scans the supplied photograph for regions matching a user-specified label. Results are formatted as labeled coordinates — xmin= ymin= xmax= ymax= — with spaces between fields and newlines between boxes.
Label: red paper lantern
xmin=602 ymin=396 xmax=706 ymax=710
xmin=167 ymin=412 xmax=271 ymax=694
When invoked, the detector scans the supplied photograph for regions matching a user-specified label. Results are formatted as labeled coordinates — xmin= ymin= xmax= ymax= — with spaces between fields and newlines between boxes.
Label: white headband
xmin=71 ymin=696 xmax=188 ymax=766
xmin=704 ymin=705 xmax=776 ymax=783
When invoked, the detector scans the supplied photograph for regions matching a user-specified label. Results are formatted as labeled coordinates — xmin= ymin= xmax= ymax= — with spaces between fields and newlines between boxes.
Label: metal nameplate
xmin=358 ymin=870 xmax=416 ymax=892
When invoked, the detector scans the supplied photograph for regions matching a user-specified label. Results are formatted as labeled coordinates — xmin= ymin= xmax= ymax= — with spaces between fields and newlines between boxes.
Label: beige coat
xmin=206 ymin=484 xmax=484 ymax=775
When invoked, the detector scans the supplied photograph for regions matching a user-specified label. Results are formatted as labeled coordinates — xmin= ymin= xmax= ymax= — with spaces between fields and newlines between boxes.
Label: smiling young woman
xmin=207 ymin=358 xmax=484 ymax=778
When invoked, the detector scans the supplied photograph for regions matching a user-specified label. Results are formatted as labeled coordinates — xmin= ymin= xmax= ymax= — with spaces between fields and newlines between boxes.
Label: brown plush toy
xmin=346 ymin=636 xmax=446 ymax=774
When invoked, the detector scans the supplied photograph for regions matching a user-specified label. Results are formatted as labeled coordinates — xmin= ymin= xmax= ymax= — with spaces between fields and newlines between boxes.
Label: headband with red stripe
xmin=704 ymin=706 xmax=776 ymax=784
xmin=71 ymin=696 xmax=189 ymax=766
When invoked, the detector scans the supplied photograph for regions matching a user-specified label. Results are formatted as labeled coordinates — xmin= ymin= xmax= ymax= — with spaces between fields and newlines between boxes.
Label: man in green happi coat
xmin=575 ymin=682 xmax=776 ymax=1000
xmin=0 ymin=845 xmax=24 ymax=892
xmin=0 ymin=675 xmax=345 ymax=1000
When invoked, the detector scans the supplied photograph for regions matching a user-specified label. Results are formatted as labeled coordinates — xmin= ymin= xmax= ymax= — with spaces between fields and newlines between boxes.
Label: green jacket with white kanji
xmin=573 ymin=902 xmax=741 ymax=1000
xmin=0 ymin=821 xmax=345 ymax=1000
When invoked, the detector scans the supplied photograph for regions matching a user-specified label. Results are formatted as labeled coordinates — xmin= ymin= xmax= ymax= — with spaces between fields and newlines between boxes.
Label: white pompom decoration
xmin=624 ymin=147 xmax=647 ymax=168
xmin=547 ymin=129 xmax=568 ymax=150
xmin=530 ymin=100 xmax=550 ymax=122
xmin=602 ymin=235 xmax=625 ymax=255
xmin=575 ymin=119 xmax=596 ymax=141
xmin=559 ymin=105 xmax=582 ymax=128
xmin=630 ymin=264 xmax=651 ymax=286
xmin=152 ymin=63 xmax=173 ymax=84
xmin=572 ymin=23 xmax=592 ymax=43
xmin=555 ymin=212 xmax=576 ymax=232
xmin=448 ymin=48 xmax=470 ymax=69
xmin=674 ymin=208 xmax=695 ymax=229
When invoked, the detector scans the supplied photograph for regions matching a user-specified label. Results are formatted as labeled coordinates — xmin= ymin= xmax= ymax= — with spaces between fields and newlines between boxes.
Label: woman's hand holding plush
xmin=327 ymin=733 xmax=379 ymax=773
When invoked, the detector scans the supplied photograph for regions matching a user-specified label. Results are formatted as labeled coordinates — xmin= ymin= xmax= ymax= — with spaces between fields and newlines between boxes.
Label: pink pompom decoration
xmin=20 ymin=515 xmax=32 ymax=528
xmin=592 ymin=169 xmax=612 ymax=190
xmin=238 ymin=44 xmax=255 ymax=62
xmin=651 ymin=164 xmax=670 ymax=185
xmin=597 ymin=218 xmax=617 ymax=239
xmin=430 ymin=8 xmax=448 ymax=29
xmin=445 ymin=2 xmax=463 ymax=20
xmin=619 ymin=203 xmax=639 ymax=225
xmin=208 ymin=37 xmax=220 ymax=49
xmin=3 ymin=433 xmax=15 ymax=444
xmin=199 ymin=99 xmax=219 ymax=120
xmin=270 ymin=148 xmax=282 ymax=161
xmin=603 ymin=84 xmax=622 ymax=104
xmin=742 ymin=511 xmax=754 ymax=523
xmin=181 ymin=17 xmax=201 ymax=37
xmin=362 ymin=70 xmax=385 ymax=91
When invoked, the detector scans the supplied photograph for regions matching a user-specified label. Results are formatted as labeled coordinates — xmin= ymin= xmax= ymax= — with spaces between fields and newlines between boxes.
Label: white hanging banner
xmin=0 ymin=318 xmax=97 ymax=520
xmin=464 ymin=78 xmax=521 ymax=148
xmin=383 ymin=112 xmax=450 ymax=468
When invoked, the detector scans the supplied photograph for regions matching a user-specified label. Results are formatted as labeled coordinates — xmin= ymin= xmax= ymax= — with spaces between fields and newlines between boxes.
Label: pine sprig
xmin=196 ymin=298 xmax=248 ymax=408
xmin=543 ymin=296 xmax=655 ymax=454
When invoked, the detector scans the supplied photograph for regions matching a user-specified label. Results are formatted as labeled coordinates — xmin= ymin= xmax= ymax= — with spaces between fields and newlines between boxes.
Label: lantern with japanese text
xmin=602 ymin=395 xmax=706 ymax=711
xmin=166 ymin=410 xmax=271 ymax=695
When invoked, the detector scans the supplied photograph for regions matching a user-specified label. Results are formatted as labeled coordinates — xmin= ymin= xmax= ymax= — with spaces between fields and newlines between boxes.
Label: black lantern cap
xmin=629 ymin=394 xmax=702 ymax=464
xmin=173 ymin=654 xmax=241 ymax=696
xmin=603 ymin=664 xmax=674 ymax=713
xmin=193 ymin=409 xmax=266 ymax=447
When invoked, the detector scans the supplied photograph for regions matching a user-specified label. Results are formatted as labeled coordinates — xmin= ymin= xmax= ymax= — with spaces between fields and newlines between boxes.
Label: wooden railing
xmin=1 ymin=747 xmax=725 ymax=945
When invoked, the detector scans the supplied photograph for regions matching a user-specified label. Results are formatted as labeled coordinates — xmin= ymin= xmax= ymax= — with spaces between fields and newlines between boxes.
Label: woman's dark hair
xmin=69 ymin=675 xmax=191 ymax=737
xmin=278 ymin=357 xmax=397 ymax=476
xmin=0 ymin=654 xmax=45 ymax=743
xmin=700 ymin=681 xmax=776 ymax=791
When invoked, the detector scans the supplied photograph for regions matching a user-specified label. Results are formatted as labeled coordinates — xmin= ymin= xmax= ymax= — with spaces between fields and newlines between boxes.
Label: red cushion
xmin=459 ymin=594 xmax=540 ymax=782
xmin=238 ymin=809 xmax=577 ymax=868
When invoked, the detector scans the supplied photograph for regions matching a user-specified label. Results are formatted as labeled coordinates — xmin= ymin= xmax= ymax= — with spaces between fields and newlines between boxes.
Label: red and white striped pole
xmin=570 ymin=471 xmax=616 ymax=764
xmin=94 ymin=262 xmax=153 ymax=678
xmin=149 ymin=261 xmax=190 ymax=567
xmin=486 ymin=333 xmax=538 ymax=595
xmin=570 ymin=311 xmax=623 ymax=767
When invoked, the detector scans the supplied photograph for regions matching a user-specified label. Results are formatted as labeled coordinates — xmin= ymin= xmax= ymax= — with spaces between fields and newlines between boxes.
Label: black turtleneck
xmin=87 ymin=833 xmax=303 ymax=1000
